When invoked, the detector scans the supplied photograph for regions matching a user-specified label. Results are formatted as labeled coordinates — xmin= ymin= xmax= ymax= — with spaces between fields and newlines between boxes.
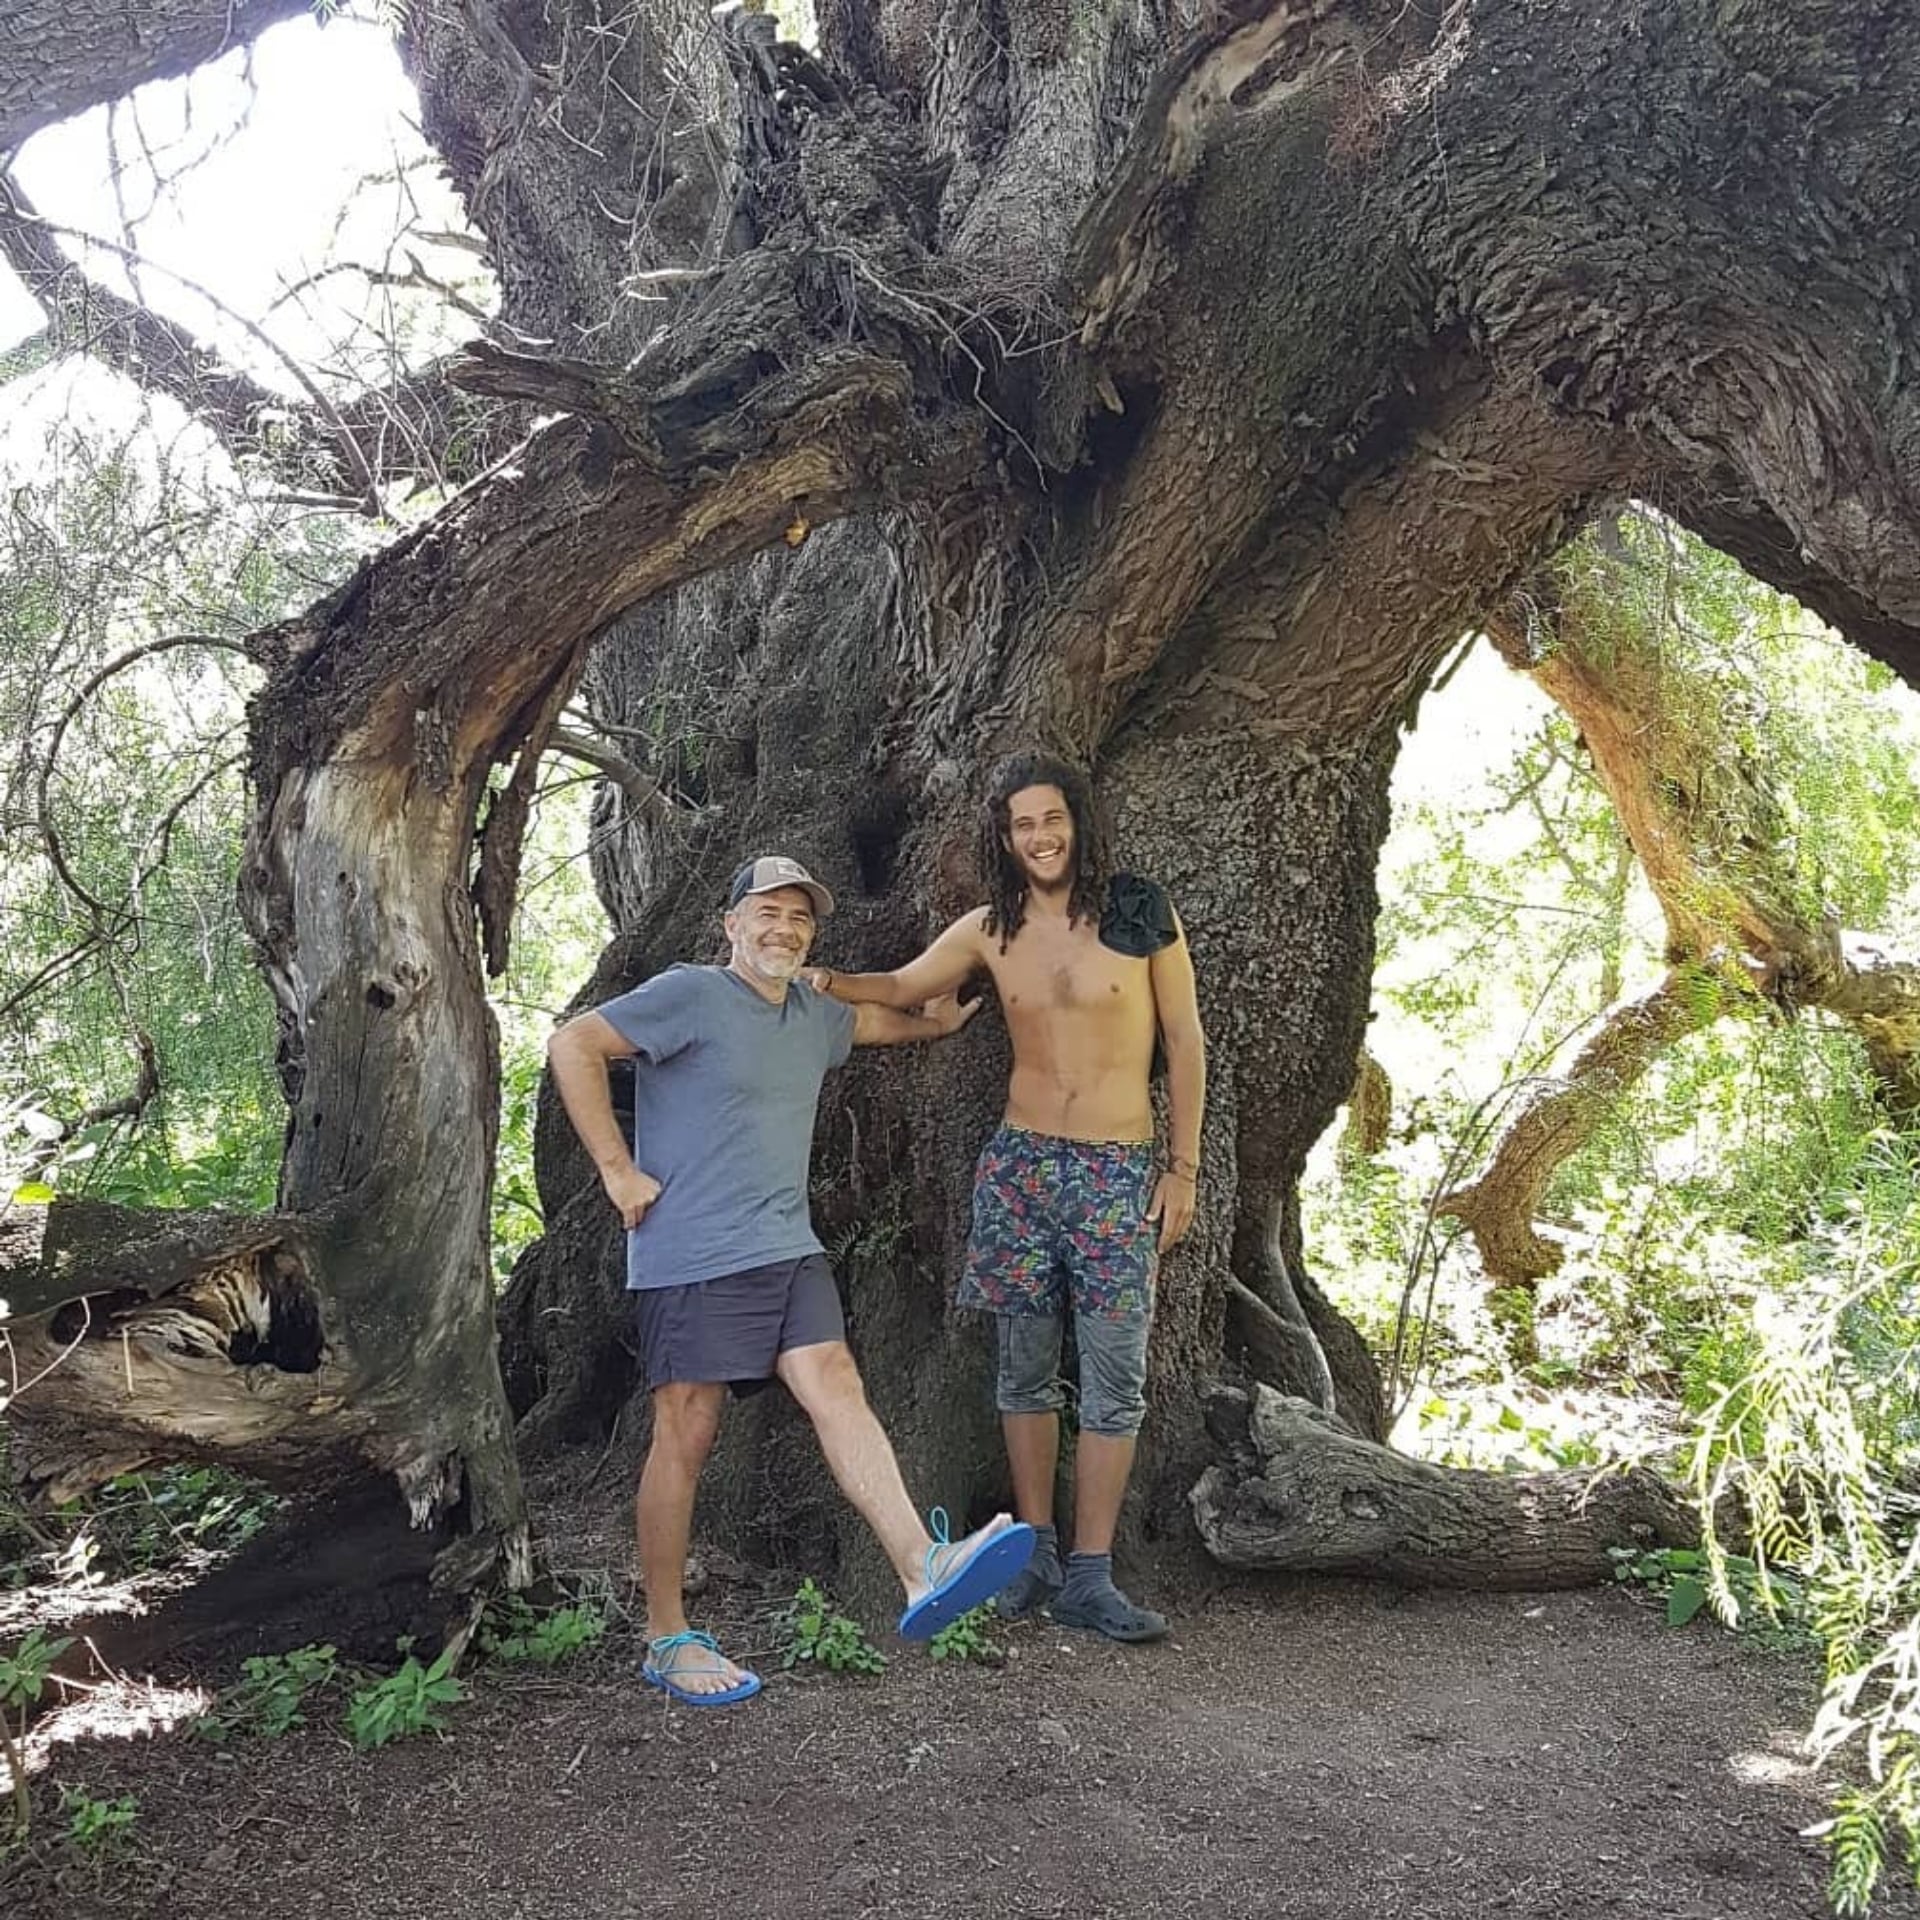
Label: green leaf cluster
xmin=780 ymin=1577 xmax=887 ymax=1675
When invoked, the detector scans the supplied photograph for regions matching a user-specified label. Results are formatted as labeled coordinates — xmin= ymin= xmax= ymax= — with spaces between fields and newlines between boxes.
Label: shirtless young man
xmin=808 ymin=756 xmax=1206 ymax=1641
xmin=548 ymin=855 xmax=1035 ymax=1706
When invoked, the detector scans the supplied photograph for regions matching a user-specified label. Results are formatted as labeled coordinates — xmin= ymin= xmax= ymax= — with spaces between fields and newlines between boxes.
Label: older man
xmin=548 ymin=854 xmax=1034 ymax=1705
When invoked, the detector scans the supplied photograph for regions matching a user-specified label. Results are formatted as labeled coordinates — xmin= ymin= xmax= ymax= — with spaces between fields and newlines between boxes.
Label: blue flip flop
xmin=642 ymin=1629 xmax=763 ymax=1707
xmin=898 ymin=1510 xmax=1037 ymax=1641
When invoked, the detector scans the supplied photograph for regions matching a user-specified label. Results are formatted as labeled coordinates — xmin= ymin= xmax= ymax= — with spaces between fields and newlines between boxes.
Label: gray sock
xmin=993 ymin=1524 xmax=1062 ymax=1617
xmin=1061 ymin=1550 xmax=1118 ymax=1597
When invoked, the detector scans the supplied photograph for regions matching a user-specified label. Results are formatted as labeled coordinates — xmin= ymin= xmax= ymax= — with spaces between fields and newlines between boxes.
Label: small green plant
xmin=928 ymin=1605 xmax=1002 ymax=1665
xmin=59 ymin=1786 xmax=138 ymax=1854
xmin=1610 ymin=1545 xmax=1807 ymax=1640
xmin=780 ymin=1577 xmax=886 ymax=1676
xmin=477 ymin=1593 xmax=607 ymax=1665
xmin=1 ymin=1626 xmax=73 ymax=1841
xmin=195 ymin=1644 xmax=339 ymax=1741
xmin=345 ymin=1645 xmax=467 ymax=1749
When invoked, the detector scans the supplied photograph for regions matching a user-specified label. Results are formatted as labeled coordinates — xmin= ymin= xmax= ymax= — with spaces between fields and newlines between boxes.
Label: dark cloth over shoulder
xmin=1099 ymin=873 xmax=1178 ymax=957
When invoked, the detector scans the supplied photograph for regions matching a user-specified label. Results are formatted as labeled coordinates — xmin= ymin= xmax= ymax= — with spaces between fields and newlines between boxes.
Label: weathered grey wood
xmin=1192 ymin=1388 xmax=1697 ymax=1589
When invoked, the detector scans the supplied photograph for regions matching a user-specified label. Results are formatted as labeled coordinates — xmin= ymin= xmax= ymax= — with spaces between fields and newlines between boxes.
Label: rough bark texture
xmin=0 ymin=0 xmax=309 ymax=152
xmin=13 ymin=0 xmax=1920 ymax=1603
xmin=1193 ymin=1385 xmax=1698 ymax=1588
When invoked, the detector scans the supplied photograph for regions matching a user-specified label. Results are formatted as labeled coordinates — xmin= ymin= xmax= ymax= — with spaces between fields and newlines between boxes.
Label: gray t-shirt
xmin=596 ymin=964 xmax=856 ymax=1291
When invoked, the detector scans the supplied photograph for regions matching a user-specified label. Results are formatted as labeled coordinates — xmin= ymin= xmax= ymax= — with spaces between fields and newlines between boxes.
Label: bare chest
xmin=993 ymin=921 xmax=1146 ymax=1014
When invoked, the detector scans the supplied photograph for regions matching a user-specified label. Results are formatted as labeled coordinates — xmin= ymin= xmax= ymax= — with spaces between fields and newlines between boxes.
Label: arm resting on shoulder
xmin=812 ymin=912 xmax=987 ymax=1009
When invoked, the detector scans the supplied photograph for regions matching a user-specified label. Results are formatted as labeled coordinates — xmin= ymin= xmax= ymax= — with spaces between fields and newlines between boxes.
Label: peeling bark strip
xmin=1192 ymin=1388 xmax=1696 ymax=1589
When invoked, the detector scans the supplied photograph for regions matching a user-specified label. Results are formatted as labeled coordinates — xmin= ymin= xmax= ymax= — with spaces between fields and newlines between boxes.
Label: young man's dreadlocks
xmin=978 ymin=752 xmax=1112 ymax=951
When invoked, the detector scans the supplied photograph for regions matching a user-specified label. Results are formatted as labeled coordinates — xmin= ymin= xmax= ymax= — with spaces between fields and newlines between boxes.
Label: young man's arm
xmin=1147 ymin=914 xmax=1207 ymax=1251
xmin=807 ymin=911 xmax=988 ymax=1009
xmin=849 ymin=993 xmax=981 ymax=1048
xmin=546 ymin=1011 xmax=661 ymax=1229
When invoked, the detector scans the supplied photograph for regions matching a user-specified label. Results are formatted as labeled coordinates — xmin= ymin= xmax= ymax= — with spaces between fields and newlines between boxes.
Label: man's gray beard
xmin=753 ymin=949 xmax=802 ymax=980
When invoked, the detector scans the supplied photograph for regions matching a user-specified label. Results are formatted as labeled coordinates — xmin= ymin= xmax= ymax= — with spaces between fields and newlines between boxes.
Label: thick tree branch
xmin=0 ymin=0 xmax=309 ymax=153
xmin=1437 ymin=972 xmax=1714 ymax=1285
xmin=1443 ymin=534 xmax=1920 ymax=1284
xmin=1193 ymin=1386 xmax=1698 ymax=1589
xmin=0 ymin=175 xmax=521 ymax=495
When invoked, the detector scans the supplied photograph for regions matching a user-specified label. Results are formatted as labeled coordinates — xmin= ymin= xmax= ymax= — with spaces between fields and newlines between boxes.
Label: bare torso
xmin=979 ymin=906 xmax=1157 ymax=1143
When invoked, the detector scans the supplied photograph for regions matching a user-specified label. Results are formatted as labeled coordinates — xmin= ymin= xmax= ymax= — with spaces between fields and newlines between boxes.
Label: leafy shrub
xmin=195 ymin=1645 xmax=339 ymax=1741
xmin=478 ymin=1593 xmax=607 ymax=1665
xmin=929 ymin=1606 xmax=1002 ymax=1665
xmin=780 ymin=1577 xmax=886 ymax=1675
xmin=345 ymin=1646 xmax=467 ymax=1749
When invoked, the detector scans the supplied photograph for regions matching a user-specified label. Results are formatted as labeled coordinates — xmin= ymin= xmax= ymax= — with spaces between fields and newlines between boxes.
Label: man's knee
xmin=778 ymin=1339 xmax=867 ymax=1414
xmin=1077 ymin=1314 xmax=1149 ymax=1437
xmin=650 ymin=1382 xmax=726 ymax=1463
xmin=996 ymin=1313 xmax=1066 ymax=1417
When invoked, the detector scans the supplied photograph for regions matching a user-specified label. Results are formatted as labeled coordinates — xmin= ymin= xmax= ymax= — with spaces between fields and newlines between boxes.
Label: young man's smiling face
xmin=725 ymin=886 xmax=817 ymax=984
xmin=1005 ymin=783 xmax=1075 ymax=893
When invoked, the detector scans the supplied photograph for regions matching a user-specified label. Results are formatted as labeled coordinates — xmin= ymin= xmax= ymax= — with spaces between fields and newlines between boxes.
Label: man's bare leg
xmin=1068 ymin=1431 xmax=1136 ymax=1556
xmin=777 ymin=1340 xmax=1015 ymax=1602
xmin=1003 ymin=1411 xmax=1060 ymax=1528
xmin=638 ymin=1381 xmax=749 ymax=1694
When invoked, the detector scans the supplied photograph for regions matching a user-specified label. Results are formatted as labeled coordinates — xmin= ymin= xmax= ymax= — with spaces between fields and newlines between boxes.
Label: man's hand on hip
xmin=1147 ymin=1169 xmax=1196 ymax=1251
xmin=600 ymin=1162 xmax=662 ymax=1229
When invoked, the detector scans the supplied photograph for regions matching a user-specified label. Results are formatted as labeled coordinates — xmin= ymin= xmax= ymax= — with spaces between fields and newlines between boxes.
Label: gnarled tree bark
xmin=10 ymin=0 xmax=1920 ymax=1608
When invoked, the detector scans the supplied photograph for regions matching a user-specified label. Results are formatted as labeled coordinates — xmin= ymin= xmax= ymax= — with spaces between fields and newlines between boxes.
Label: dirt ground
xmin=6 ymin=1527 xmax=1904 ymax=1920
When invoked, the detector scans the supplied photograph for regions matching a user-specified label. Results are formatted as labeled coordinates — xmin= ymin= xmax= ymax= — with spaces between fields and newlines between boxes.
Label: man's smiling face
xmin=1005 ymin=783 xmax=1075 ymax=893
xmin=725 ymin=886 xmax=817 ymax=983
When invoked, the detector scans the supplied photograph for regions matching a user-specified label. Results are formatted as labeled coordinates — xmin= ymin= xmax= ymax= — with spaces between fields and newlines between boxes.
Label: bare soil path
xmin=7 ymin=1562 xmax=1895 ymax=1920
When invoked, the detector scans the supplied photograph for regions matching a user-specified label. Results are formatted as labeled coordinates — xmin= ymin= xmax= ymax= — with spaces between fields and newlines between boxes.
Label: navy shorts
xmin=632 ymin=1253 xmax=845 ymax=1393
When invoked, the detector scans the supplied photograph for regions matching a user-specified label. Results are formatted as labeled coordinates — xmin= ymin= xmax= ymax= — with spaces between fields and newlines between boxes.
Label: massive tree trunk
xmin=10 ymin=0 xmax=1920 ymax=1605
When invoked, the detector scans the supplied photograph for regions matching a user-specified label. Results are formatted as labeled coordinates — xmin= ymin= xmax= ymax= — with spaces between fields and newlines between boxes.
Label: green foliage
xmin=0 ymin=422 xmax=361 ymax=1217
xmin=344 ymin=1645 xmax=468 ymax=1749
xmin=928 ymin=1606 xmax=1002 ymax=1665
xmin=58 ymin=1787 xmax=138 ymax=1855
xmin=1610 ymin=1546 xmax=1807 ymax=1639
xmin=194 ymin=1645 xmax=339 ymax=1741
xmin=10 ymin=1463 xmax=281 ymax=1596
xmin=484 ymin=771 xmax=610 ymax=1287
xmin=779 ymin=1577 xmax=887 ymax=1675
xmin=0 ymin=1627 xmax=71 ymax=1712
xmin=1 ymin=1627 xmax=74 ymax=1842
xmin=1318 ymin=517 xmax=1920 ymax=1915
xmin=477 ymin=1592 xmax=608 ymax=1665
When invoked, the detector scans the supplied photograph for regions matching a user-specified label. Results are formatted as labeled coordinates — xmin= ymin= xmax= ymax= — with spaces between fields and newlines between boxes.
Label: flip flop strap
xmin=923 ymin=1506 xmax=953 ymax=1586
xmin=648 ymin=1628 xmax=722 ymax=1673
